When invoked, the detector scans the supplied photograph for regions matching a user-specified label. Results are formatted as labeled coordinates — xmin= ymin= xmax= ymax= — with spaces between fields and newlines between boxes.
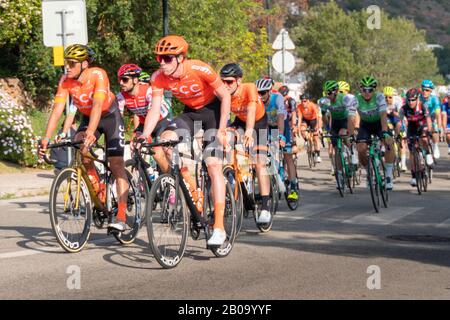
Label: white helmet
xmin=255 ymin=78 xmax=274 ymax=92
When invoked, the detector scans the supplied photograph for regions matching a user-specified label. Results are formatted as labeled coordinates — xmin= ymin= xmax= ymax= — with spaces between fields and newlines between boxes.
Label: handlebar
xmin=42 ymin=139 xmax=99 ymax=164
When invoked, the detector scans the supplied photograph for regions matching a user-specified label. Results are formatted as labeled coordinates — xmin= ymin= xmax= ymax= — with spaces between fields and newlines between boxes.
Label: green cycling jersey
xmin=347 ymin=92 xmax=387 ymax=123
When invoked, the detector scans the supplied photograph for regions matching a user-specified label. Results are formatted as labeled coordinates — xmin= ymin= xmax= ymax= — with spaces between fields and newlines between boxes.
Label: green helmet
xmin=139 ymin=71 xmax=151 ymax=83
xmin=359 ymin=76 xmax=377 ymax=88
xmin=323 ymin=80 xmax=339 ymax=92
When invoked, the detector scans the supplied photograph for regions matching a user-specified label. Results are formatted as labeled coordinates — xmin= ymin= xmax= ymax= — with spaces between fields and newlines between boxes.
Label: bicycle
xmin=303 ymin=128 xmax=317 ymax=168
xmin=408 ymin=135 xmax=429 ymax=195
xmin=324 ymin=134 xmax=355 ymax=197
xmin=358 ymin=135 xmax=389 ymax=213
xmin=124 ymin=139 xmax=163 ymax=227
xmin=223 ymin=128 xmax=278 ymax=234
xmin=44 ymin=139 xmax=142 ymax=253
xmin=146 ymin=137 xmax=237 ymax=269
xmin=275 ymin=143 xmax=299 ymax=210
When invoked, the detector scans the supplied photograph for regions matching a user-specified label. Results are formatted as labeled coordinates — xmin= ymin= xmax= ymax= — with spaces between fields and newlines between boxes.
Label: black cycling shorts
xmin=407 ymin=124 xmax=427 ymax=152
xmin=230 ymin=113 xmax=268 ymax=150
xmin=301 ymin=119 xmax=318 ymax=131
xmin=77 ymin=101 xmax=125 ymax=158
xmin=135 ymin=117 xmax=170 ymax=141
xmin=357 ymin=121 xmax=383 ymax=142
xmin=330 ymin=118 xmax=348 ymax=147
xmin=165 ymin=98 xmax=223 ymax=158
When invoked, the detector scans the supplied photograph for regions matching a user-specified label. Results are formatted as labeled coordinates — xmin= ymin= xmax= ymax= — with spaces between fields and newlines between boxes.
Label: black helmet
xmin=278 ymin=85 xmax=289 ymax=96
xmin=300 ymin=93 xmax=311 ymax=100
xmin=220 ymin=63 xmax=243 ymax=78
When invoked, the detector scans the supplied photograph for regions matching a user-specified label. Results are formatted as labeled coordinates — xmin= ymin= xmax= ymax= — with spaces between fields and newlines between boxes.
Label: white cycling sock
xmin=385 ymin=163 xmax=394 ymax=178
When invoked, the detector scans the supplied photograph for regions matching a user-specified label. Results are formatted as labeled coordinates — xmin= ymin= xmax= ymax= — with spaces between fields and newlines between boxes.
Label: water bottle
xmin=351 ymin=145 xmax=359 ymax=165
xmin=147 ymin=166 xmax=156 ymax=182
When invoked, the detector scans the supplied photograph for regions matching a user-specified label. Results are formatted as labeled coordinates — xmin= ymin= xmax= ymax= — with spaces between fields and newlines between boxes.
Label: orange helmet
xmin=154 ymin=35 xmax=189 ymax=55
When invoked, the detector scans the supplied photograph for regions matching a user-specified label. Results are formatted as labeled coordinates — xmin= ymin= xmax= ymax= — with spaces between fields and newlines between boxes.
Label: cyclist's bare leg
xmin=205 ymin=156 xmax=226 ymax=230
xmin=356 ymin=142 xmax=368 ymax=167
xmin=256 ymin=153 xmax=270 ymax=196
xmin=383 ymin=137 xmax=395 ymax=164
xmin=313 ymin=131 xmax=320 ymax=153
xmin=284 ymin=152 xmax=297 ymax=182
xmin=109 ymin=156 xmax=130 ymax=222
xmin=157 ymin=130 xmax=178 ymax=173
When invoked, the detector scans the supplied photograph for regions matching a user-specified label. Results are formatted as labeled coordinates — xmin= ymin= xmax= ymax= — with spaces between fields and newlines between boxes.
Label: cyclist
xmin=139 ymin=35 xmax=231 ymax=246
xmin=347 ymin=76 xmax=395 ymax=190
xmin=138 ymin=71 xmax=151 ymax=84
xmin=38 ymin=44 xmax=129 ymax=232
xmin=255 ymin=78 xmax=294 ymax=199
xmin=220 ymin=63 xmax=271 ymax=223
xmin=296 ymin=93 xmax=321 ymax=163
xmin=278 ymin=84 xmax=300 ymax=201
xmin=116 ymin=63 xmax=171 ymax=163
xmin=420 ymin=80 xmax=442 ymax=159
xmin=384 ymin=86 xmax=408 ymax=172
xmin=399 ymin=88 xmax=433 ymax=186
xmin=322 ymin=80 xmax=353 ymax=187
xmin=442 ymin=89 xmax=450 ymax=155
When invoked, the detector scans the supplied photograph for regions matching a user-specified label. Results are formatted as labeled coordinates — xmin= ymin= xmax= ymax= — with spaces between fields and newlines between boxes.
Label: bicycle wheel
xmin=413 ymin=149 xmax=423 ymax=195
xmin=378 ymin=158 xmax=388 ymax=208
xmin=206 ymin=179 xmax=237 ymax=258
xmin=254 ymin=174 xmax=277 ymax=233
xmin=49 ymin=168 xmax=92 ymax=253
xmin=147 ymin=173 xmax=188 ymax=269
xmin=223 ymin=165 xmax=244 ymax=235
xmin=125 ymin=158 xmax=150 ymax=227
xmin=111 ymin=169 xmax=142 ymax=245
xmin=367 ymin=158 xmax=380 ymax=213
xmin=334 ymin=151 xmax=345 ymax=197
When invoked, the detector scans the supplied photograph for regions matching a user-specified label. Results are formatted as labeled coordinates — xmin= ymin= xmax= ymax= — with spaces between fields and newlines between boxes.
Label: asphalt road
xmin=1 ymin=144 xmax=449 ymax=299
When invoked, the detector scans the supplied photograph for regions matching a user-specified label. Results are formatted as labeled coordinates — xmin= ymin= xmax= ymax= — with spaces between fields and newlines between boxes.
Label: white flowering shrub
xmin=0 ymin=90 xmax=39 ymax=166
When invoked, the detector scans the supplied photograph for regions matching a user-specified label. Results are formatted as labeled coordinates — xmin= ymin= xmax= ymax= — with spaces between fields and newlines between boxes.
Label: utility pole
xmin=264 ymin=0 xmax=272 ymax=78
xmin=163 ymin=0 xmax=169 ymax=36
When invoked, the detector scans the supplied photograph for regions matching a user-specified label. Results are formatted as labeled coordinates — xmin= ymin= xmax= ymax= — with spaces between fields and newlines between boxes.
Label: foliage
xmin=0 ymin=90 xmax=39 ymax=166
xmin=290 ymin=1 xmax=444 ymax=97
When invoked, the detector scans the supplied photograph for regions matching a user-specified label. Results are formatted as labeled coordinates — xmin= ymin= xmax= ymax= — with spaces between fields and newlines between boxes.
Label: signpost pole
xmin=56 ymin=9 xmax=73 ymax=161
xmin=282 ymin=30 xmax=286 ymax=83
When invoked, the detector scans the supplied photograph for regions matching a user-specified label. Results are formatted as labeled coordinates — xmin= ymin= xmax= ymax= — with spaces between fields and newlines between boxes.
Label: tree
xmin=290 ymin=1 xmax=444 ymax=97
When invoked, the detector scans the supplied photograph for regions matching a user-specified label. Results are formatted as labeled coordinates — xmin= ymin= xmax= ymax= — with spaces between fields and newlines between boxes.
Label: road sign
xmin=42 ymin=0 xmax=88 ymax=47
xmin=272 ymin=51 xmax=296 ymax=74
xmin=272 ymin=29 xmax=295 ymax=50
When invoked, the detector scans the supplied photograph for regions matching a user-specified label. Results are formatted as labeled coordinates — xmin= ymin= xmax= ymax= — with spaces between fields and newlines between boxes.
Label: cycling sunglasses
xmin=422 ymin=87 xmax=432 ymax=92
xmin=408 ymin=98 xmax=418 ymax=102
xmin=156 ymin=55 xmax=176 ymax=64
xmin=259 ymin=90 xmax=270 ymax=95
xmin=361 ymin=87 xmax=375 ymax=93
xmin=222 ymin=79 xmax=236 ymax=85
xmin=326 ymin=89 xmax=337 ymax=96
xmin=65 ymin=59 xmax=80 ymax=69
xmin=119 ymin=76 xmax=132 ymax=84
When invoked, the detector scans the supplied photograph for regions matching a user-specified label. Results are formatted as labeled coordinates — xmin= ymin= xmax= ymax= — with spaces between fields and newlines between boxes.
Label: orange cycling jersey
xmin=297 ymin=101 xmax=319 ymax=121
xmin=54 ymin=67 xmax=115 ymax=117
xmin=151 ymin=59 xmax=222 ymax=109
xmin=231 ymin=83 xmax=265 ymax=122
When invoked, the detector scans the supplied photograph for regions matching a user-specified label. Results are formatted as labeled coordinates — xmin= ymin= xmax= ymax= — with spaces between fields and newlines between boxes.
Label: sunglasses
xmin=361 ymin=87 xmax=374 ymax=93
xmin=119 ymin=76 xmax=132 ymax=84
xmin=422 ymin=88 xmax=432 ymax=92
xmin=259 ymin=90 xmax=270 ymax=95
xmin=386 ymin=96 xmax=393 ymax=99
xmin=156 ymin=55 xmax=176 ymax=64
xmin=65 ymin=60 xmax=80 ymax=69
xmin=408 ymin=98 xmax=417 ymax=102
xmin=326 ymin=90 xmax=337 ymax=96
xmin=222 ymin=79 xmax=236 ymax=85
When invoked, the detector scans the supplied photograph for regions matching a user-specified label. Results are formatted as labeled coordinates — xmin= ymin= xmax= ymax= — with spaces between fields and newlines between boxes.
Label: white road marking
xmin=277 ymin=203 xmax=341 ymax=220
xmin=437 ymin=218 xmax=450 ymax=228
xmin=342 ymin=206 xmax=423 ymax=225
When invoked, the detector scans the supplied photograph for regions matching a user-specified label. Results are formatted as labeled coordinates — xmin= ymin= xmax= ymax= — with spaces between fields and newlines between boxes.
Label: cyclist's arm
xmin=142 ymin=94 xmax=162 ymax=138
xmin=345 ymin=95 xmax=357 ymax=136
xmin=44 ymin=102 xmax=66 ymax=141
xmin=296 ymin=109 xmax=303 ymax=131
xmin=133 ymin=114 xmax=140 ymax=130
xmin=245 ymin=103 xmax=256 ymax=133
xmin=214 ymin=84 xmax=231 ymax=132
xmin=377 ymin=94 xmax=388 ymax=132
xmin=62 ymin=113 xmax=76 ymax=136
xmin=85 ymin=97 xmax=103 ymax=137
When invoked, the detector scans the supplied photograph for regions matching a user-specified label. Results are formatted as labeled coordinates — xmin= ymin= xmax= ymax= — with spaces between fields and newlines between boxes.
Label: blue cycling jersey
xmin=419 ymin=93 xmax=441 ymax=116
xmin=265 ymin=92 xmax=286 ymax=127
